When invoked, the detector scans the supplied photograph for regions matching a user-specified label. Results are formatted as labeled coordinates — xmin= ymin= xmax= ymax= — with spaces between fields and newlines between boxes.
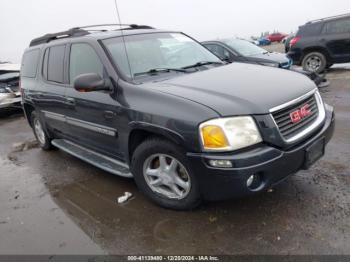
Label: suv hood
xmin=146 ymin=63 xmax=316 ymax=116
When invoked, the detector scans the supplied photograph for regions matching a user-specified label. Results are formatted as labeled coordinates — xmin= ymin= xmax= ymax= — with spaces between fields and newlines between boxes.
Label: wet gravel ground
xmin=0 ymin=67 xmax=349 ymax=255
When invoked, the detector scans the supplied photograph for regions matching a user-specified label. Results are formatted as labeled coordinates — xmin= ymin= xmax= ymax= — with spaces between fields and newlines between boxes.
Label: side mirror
xmin=73 ymin=73 xmax=110 ymax=92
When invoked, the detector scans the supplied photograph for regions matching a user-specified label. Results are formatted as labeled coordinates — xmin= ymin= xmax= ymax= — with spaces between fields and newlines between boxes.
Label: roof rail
xmin=306 ymin=13 xmax=350 ymax=24
xmin=29 ymin=28 xmax=89 ymax=47
xmin=72 ymin=23 xmax=154 ymax=30
xmin=29 ymin=24 xmax=154 ymax=47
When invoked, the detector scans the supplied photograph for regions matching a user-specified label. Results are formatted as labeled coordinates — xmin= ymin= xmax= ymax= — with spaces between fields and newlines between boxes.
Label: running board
xmin=51 ymin=139 xmax=133 ymax=178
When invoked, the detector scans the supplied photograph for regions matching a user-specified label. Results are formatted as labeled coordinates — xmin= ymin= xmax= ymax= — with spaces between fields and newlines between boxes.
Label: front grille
xmin=272 ymin=94 xmax=319 ymax=140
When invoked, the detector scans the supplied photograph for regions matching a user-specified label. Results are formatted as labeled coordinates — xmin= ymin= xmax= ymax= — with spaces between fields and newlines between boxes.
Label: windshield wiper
xmin=134 ymin=68 xmax=188 ymax=77
xmin=181 ymin=61 xmax=224 ymax=69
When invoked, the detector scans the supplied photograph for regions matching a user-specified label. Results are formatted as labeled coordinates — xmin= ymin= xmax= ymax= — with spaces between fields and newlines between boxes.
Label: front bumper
xmin=187 ymin=106 xmax=335 ymax=201
xmin=0 ymin=94 xmax=22 ymax=109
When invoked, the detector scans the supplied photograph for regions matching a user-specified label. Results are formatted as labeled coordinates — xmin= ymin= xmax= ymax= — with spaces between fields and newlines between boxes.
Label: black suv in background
xmin=288 ymin=13 xmax=350 ymax=73
xmin=21 ymin=24 xmax=334 ymax=210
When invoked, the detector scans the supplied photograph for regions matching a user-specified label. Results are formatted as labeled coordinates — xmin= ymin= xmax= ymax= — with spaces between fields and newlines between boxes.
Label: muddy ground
xmin=0 ymin=60 xmax=349 ymax=255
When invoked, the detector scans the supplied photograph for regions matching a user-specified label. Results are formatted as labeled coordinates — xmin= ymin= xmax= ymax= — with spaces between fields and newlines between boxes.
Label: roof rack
xmin=29 ymin=24 xmax=154 ymax=47
xmin=306 ymin=13 xmax=350 ymax=24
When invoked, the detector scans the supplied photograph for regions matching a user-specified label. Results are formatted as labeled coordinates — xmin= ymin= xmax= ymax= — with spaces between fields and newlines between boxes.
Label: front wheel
xmin=31 ymin=111 xmax=53 ymax=150
xmin=131 ymin=138 xmax=201 ymax=210
xmin=302 ymin=52 xmax=327 ymax=73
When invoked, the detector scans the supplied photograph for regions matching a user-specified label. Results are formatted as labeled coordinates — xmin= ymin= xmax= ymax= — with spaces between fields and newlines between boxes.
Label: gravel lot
xmin=0 ymin=53 xmax=349 ymax=255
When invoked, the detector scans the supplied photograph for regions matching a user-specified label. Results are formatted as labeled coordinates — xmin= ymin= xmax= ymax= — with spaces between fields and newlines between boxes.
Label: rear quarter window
xmin=298 ymin=23 xmax=324 ymax=36
xmin=21 ymin=49 xmax=40 ymax=78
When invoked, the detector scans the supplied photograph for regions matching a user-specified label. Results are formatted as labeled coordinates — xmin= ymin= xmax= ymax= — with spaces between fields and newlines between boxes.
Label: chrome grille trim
xmin=269 ymin=89 xmax=326 ymax=144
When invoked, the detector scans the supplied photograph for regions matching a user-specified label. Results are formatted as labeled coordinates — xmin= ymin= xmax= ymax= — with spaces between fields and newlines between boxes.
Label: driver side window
xmin=69 ymin=43 xmax=104 ymax=85
xmin=205 ymin=44 xmax=231 ymax=61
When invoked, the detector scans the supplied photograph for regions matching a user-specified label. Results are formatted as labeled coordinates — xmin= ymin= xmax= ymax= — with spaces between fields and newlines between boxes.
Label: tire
xmin=31 ymin=111 xmax=53 ymax=150
xmin=131 ymin=137 xmax=201 ymax=210
xmin=302 ymin=51 xmax=327 ymax=73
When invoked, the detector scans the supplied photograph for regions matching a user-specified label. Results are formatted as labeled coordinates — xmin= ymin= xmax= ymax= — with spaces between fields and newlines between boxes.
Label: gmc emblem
xmin=290 ymin=104 xmax=312 ymax=123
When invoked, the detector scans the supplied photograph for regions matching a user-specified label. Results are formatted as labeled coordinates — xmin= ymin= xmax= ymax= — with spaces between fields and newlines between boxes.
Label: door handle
xmin=104 ymin=110 xmax=116 ymax=119
xmin=66 ymin=97 xmax=75 ymax=105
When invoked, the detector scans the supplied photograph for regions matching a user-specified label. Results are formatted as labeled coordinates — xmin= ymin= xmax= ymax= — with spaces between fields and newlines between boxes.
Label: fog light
xmin=247 ymin=175 xmax=255 ymax=187
xmin=208 ymin=159 xmax=232 ymax=168
xmin=246 ymin=173 xmax=263 ymax=190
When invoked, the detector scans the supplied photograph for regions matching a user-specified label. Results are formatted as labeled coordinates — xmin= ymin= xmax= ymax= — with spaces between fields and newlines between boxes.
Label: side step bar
xmin=51 ymin=139 xmax=133 ymax=178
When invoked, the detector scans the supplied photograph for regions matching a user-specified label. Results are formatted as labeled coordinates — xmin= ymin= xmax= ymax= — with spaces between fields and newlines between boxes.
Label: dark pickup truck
xmin=21 ymin=24 xmax=335 ymax=210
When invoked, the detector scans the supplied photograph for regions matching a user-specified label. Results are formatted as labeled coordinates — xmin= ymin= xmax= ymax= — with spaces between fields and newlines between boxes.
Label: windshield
xmin=223 ymin=38 xmax=267 ymax=56
xmin=103 ymin=32 xmax=221 ymax=78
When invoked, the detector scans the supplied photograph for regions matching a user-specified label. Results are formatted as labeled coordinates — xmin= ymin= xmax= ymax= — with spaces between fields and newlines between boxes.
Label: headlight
xmin=260 ymin=62 xmax=279 ymax=68
xmin=199 ymin=116 xmax=262 ymax=152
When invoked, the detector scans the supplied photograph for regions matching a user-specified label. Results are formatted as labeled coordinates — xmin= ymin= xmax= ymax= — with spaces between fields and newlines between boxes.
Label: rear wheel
xmin=131 ymin=138 xmax=201 ymax=210
xmin=31 ymin=111 xmax=53 ymax=150
xmin=302 ymin=52 xmax=327 ymax=73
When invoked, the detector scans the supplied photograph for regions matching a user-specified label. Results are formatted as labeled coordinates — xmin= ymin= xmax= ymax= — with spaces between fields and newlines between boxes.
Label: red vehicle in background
xmin=266 ymin=32 xmax=287 ymax=42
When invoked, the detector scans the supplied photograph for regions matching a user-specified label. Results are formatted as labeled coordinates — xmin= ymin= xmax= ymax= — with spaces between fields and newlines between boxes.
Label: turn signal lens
xmin=201 ymin=125 xmax=229 ymax=149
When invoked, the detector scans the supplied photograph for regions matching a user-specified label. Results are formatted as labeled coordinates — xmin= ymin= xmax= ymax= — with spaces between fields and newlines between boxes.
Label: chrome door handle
xmin=104 ymin=110 xmax=116 ymax=119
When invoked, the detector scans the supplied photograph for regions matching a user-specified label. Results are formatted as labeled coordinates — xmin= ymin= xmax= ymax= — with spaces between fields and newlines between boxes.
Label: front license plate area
xmin=304 ymin=138 xmax=325 ymax=169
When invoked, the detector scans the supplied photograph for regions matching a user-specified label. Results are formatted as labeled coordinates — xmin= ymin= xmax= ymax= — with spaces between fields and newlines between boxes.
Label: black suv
xmin=288 ymin=13 xmax=350 ymax=73
xmin=21 ymin=24 xmax=335 ymax=210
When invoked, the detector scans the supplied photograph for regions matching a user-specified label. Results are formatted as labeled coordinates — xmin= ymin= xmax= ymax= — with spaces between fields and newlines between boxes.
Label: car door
xmin=34 ymin=45 xmax=69 ymax=136
xmin=323 ymin=18 xmax=350 ymax=62
xmin=64 ymin=42 xmax=122 ymax=158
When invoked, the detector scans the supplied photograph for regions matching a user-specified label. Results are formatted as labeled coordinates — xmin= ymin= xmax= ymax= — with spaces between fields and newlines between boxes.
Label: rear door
xmin=322 ymin=17 xmax=350 ymax=62
xmin=64 ymin=42 xmax=122 ymax=158
xmin=34 ymin=45 xmax=69 ymax=135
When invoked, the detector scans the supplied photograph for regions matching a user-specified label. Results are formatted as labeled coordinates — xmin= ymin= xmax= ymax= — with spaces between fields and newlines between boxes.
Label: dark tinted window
xmin=205 ymin=44 xmax=230 ymax=60
xmin=323 ymin=18 xmax=350 ymax=34
xmin=47 ymin=45 xmax=65 ymax=83
xmin=298 ymin=23 xmax=323 ymax=36
xmin=69 ymin=43 xmax=103 ymax=84
xmin=21 ymin=49 xmax=40 ymax=78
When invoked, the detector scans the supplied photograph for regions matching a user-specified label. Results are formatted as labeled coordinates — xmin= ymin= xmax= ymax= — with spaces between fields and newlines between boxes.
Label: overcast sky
xmin=1 ymin=0 xmax=349 ymax=63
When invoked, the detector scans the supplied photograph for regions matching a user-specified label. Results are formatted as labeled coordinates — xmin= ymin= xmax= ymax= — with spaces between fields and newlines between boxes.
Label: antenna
xmin=113 ymin=0 xmax=133 ymax=79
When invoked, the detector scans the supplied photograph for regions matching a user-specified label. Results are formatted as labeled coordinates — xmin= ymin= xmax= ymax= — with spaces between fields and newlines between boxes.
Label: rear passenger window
xmin=323 ymin=18 xmax=350 ymax=34
xmin=69 ymin=43 xmax=104 ymax=84
xmin=47 ymin=45 xmax=66 ymax=83
xmin=21 ymin=49 xmax=40 ymax=78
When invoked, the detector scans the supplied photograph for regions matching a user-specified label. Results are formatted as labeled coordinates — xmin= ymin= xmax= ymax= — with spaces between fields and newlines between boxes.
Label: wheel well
xmin=23 ymin=103 xmax=35 ymax=127
xmin=128 ymin=129 xmax=179 ymax=162
xmin=302 ymin=47 xmax=331 ymax=63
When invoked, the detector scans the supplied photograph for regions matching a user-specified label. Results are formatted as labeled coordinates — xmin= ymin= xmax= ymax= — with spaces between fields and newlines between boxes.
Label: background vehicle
xmin=283 ymin=34 xmax=295 ymax=53
xmin=288 ymin=13 xmax=350 ymax=73
xmin=21 ymin=24 xmax=334 ymax=210
xmin=202 ymin=38 xmax=328 ymax=87
xmin=256 ymin=37 xmax=271 ymax=46
xmin=0 ymin=63 xmax=21 ymax=110
xmin=266 ymin=32 xmax=287 ymax=42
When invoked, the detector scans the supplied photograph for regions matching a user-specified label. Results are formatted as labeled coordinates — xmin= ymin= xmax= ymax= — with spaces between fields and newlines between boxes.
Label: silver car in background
xmin=0 ymin=63 xmax=21 ymax=110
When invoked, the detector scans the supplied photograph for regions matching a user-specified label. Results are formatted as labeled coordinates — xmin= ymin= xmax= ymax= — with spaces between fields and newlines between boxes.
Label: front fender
xmin=128 ymin=121 xmax=186 ymax=148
